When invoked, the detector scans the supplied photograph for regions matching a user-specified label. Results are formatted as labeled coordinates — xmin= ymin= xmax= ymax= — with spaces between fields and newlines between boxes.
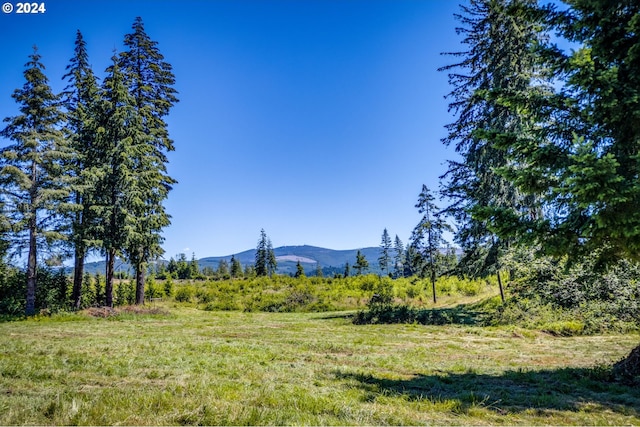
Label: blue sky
xmin=0 ymin=0 xmax=463 ymax=259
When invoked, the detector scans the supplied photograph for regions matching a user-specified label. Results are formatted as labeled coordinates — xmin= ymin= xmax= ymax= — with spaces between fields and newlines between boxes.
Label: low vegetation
xmin=1 ymin=306 xmax=639 ymax=425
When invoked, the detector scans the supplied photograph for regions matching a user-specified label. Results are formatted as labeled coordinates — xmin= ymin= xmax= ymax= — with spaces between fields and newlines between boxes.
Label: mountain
xmin=199 ymin=245 xmax=385 ymax=275
xmin=80 ymin=245 xmax=387 ymax=276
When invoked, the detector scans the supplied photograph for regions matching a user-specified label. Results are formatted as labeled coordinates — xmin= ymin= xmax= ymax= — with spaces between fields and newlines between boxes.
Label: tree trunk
xmin=135 ymin=262 xmax=145 ymax=305
xmin=105 ymin=249 xmax=115 ymax=307
xmin=497 ymin=269 xmax=505 ymax=303
xmin=25 ymin=223 xmax=37 ymax=316
xmin=71 ymin=245 xmax=85 ymax=310
xmin=430 ymin=264 xmax=437 ymax=304
xmin=26 ymin=161 xmax=37 ymax=316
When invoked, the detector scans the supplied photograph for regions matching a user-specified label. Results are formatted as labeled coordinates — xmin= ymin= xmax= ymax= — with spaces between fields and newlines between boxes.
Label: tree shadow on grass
xmin=352 ymin=303 xmax=490 ymax=326
xmin=335 ymin=366 xmax=640 ymax=417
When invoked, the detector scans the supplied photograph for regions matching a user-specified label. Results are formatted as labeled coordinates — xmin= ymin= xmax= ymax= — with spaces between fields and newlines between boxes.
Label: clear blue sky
xmin=0 ymin=0 xmax=463 ymax=259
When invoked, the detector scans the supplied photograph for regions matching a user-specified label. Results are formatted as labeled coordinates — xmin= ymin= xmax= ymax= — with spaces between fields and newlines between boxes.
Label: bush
xmin=164 ymin=277 xmax=174 ymax=298
xmin=540 ymin=320 xmax=586 ymax=336
xmin=174 ymin=286 xmax=195 ymax=303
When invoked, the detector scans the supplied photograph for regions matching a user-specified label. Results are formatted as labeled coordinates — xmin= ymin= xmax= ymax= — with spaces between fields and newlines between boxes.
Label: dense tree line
xmin=0 ymin=18 xmax=177 ymax=314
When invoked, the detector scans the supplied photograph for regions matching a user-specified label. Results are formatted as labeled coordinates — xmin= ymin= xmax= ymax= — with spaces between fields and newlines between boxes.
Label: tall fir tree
xmin=230 ymin=254 xmax=242 ymax=278
xmin=354 ymin=250 xmax=369 ymax=276
xmin=255 ymin=229 xmax=269 ymax=277
xmin=490 ymin=0 xmax=640 ymax=265
xmin=439 ymin=0 xmax=547 ymax=292
xmin=378 ymin=228 xmax=392 ymax=276
xmin=92 ymin=55 xmax=147 ymax=307
xmin=294 ymin=261 xmax=305 ymax=278
xmin=267 ymin=238 xmax=277 ymax=277
xmin=61 ymin=30 xmax=102 ymax=310
xmin=0 ymin=47 xmax=74 ymax=315
xmin=480 ymin=0 xmax=640 ymax=367
xmin=119 ymin=17 xmax=177 ymax=304
xmin=411 ymin=185 xmax=452 ymax=303
xmin=393 ymin=235 xmax=405 ymax=278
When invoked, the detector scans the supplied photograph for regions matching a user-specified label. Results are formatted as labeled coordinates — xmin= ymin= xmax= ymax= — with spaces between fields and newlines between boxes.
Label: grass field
xmin=1 ymin=305 xmax=639 ymax=425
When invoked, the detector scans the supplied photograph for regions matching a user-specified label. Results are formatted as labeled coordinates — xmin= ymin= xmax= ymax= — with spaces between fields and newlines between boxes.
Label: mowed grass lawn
xmin=1 ymin=306 xmax=639 ymax=425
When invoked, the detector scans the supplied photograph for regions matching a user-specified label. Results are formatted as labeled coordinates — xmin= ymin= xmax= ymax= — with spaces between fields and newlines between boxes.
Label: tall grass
xmin=155 ymin=274 xmax=497 ymax=313
xmin=0 ymin=307 xmax=638 ymax=425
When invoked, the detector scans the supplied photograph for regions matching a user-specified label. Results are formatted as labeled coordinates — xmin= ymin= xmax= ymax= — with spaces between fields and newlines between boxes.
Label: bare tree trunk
xmin=105 ymin=249 xmax=115 ymax=307
xmin=135 ymin=262 xmax=145 ymax=305
xmin=26 ymin=223 xmax=37 ymax=316
xmin=26 ymin=162 xmax=37 ymax=316
xmin=71 ymin=245 xmax=85 ymax=310
xmin=430 ymin=264 xmax=437 ymax=304
xmin=497 ymin=269 xmax=505 ymax=303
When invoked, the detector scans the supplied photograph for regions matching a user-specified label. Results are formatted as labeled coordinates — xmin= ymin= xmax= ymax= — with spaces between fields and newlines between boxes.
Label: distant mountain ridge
xmin=80 ymin=245 xmax=387 ymax=276
xmin=198 ymin=245 xmax=385 ymax=275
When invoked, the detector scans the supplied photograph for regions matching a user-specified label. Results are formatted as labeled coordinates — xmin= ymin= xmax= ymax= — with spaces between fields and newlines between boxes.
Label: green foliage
xmin=294 ymin=261 xmax=305 ymax=278
xmin=0 ymin=48 xmax=75 ymax=315
xmin=378 ymin=228 xmax=392 ymax=275
xmin=353 ymin=250 xmax=369 ymax=276
xmin=440 ymin=0 xmax=543 ymax=279
xmin=163 ymin=276 xmax=174 ymax=297
xmin=163 ymin=274 xmax=494 ymax=315
xmin=174 ymin=285 xmax=195 ymax=303
xmin=115 ymin=280 xmax=135 ymax=306
xmin=255 ymin=229 xmax=276 ymax=277
xmin=410 ymin=185 xmax=453 ymax=303
xmin=487 ymin=249 xmax=640 ymax=334
xmin=145 ymin=277 xmax=163 ymax=300
xmin=0 ymin=267 xmax=71 ymax=315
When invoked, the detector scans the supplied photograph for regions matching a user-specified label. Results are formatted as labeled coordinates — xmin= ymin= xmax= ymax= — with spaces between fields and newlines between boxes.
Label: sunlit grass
xmin=0 ymin=306 xmax=638 ymax=425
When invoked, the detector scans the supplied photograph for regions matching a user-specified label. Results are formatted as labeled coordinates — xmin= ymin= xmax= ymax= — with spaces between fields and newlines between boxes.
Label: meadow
xmin=1 ymin=300 xmax=639 ymax=425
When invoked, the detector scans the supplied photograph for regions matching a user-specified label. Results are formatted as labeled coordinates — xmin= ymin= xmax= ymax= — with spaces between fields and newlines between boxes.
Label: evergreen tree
xmin=411 ymin=185 xmax=452 ymax=303
xmin=294 ymin=261 xmax=305 ymax=278
xmin=0 ymin=47 xmax=73 ymax=315
xmin=490 ymin=0 xmax=640 ymax=266
xmin=244 ymin=264 xmax=256 ymax=278
xmin=217 ymin=259 xmax=229 ymax=277
xmin=439 ymin=0 xmax=546 ymax=290
xmin=119 ymin=17 xmax=177 ymax=304
xmin=354 ymin=250 xmax=369 ymax=276
xmin=254 ymin=229 xmax=277 ymax=277
xmin=343 ymin=262 xmax=351 ymax=278
xmin=404 ymin=242 xmax=422 ymax=278
xmin=92 ymin=55 xmax=145 ymax=307
xmin=166 ymin=257 xmax=177 ymax=277
xmin=61 ymin=30 xmax=102 ymax=310
xmin=315 ymin=262 xmax=323 ymax=277
xmin=230 ymin=255 xmax=242 ymax=278
xmin=393 ymin=235 xmax=405 ymax=278
xmin=470 ymin=0 xmax=640 ymax=365
xmin=378 ymin=228 xmax=392 ymax=276
xmin=189 ymin=253 xmax=199 ymax=278
xmin=175 ymin=253 xmax=190 ymax=279
xmin=267 ymin=238 xmax=277 ymax=276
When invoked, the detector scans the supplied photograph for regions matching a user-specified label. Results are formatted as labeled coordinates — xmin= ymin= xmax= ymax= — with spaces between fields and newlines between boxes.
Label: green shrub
xmin=174 ymin=286 xmax=195 ymax=303
xmin=164 ymin=277 xmax=174 ymax=297
xmin=541 ymin=320 xmax=586 ymax=336
xmin=456 ymin=277 xmax=482 ymax=296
